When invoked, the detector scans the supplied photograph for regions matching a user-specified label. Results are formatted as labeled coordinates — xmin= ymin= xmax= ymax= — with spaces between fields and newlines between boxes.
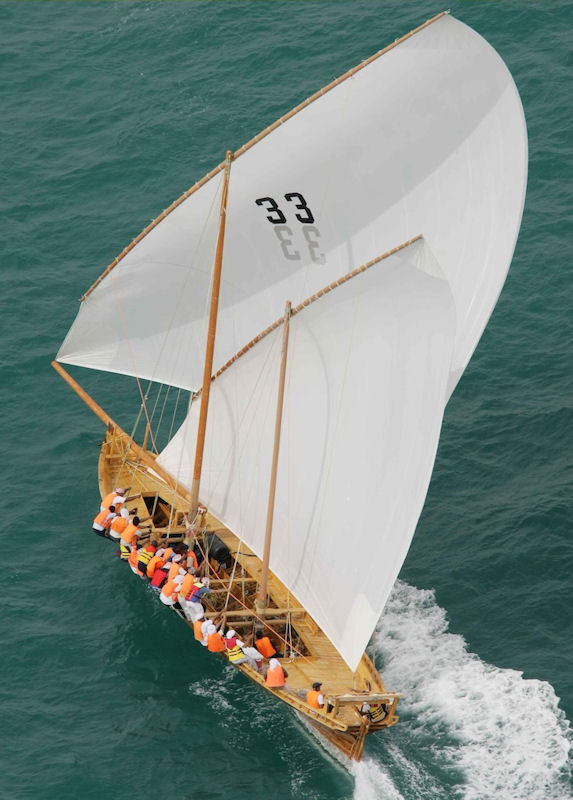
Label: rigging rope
xmin=189 ymin=529 xmax=308 ymax=661
xmin=223 ymin=541 xmax=241 ymax=613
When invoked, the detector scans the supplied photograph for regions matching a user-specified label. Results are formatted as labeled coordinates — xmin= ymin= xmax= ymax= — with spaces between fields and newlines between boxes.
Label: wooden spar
xmin=205 ymin=607 xmax=304 ymax=619
xmin=80 ymin=13 xmax=446 ymax=300
xmin=203 ymin=235 xmax=423 ymax=391
xmin=51 ymin=361 xmax=188 ymax=499
xmin=189 ymin=150 xmax=233 ymax=522
xmin=256 ymin=301 xmax=291 ymax=612
xmin=52 ymin=360 xmax=115 ymax=428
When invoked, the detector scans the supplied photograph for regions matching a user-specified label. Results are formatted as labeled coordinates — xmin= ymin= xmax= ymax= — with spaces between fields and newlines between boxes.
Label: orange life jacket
xmin=255 ymin=636 xmax=276 ymax=659
xmin=127 ymin=546 xmax=143 ymax=575
xmin=187 ymin=550 xmax=198 ymax=571
xmin=193 ymin=619 xmax=204 ymax=642
xmin=93 ymin=508 xmax=114 ymax=529
xmin=161 ymin=577 xmax=179 ymax=601
xmin=102 ymin=492 xmax=125 ymax=510
xmin=168 ymin=562 xmax=182 ymax=581
xmin=146 ymin=555 xmax=165 ymax=579
xmin=110 ymin=516 xmax=128 ymax=535
xmin=122 ymin=523 xmax=140 ymax=546
xmin=162 ymin=547 xmax=174 ymax=560
xmin=179 ymin=573 xmax=195 ymax=597
xmin=306 ymin=690 xmax=323 ymax=709
xmin=101 ymin=491 xmax=115 ymax=509
xmin=265 ymin=665 xmax=286 ymax=688
xmin=207 ymin=632 xmax=226 ymax=653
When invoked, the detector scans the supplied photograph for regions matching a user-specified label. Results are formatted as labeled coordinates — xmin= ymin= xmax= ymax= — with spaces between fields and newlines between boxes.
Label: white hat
xmin=226 ymin=629 xmax=236 ymax=639
xmin=114 ymin=488 xmax=126 ymax=495
xmin=173 ymin=554 xmax=182 ymax=563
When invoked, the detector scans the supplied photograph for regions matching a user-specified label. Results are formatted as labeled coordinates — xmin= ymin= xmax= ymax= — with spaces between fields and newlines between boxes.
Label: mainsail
xmin=157 ymin=238 xmax=456 ymax=671
xmin=55 ymin=12 xmax=528 ymax=672
xmin=57 ymin=13 xmax=527 ymax=398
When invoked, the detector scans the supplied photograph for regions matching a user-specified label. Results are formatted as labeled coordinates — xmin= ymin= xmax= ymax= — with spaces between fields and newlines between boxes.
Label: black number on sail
xmin=255 ymin=197 xmax=287 ymax=224
xmin=285 ymin=192 xmax=315 ymax=224
xmin=255 ymin=193 xmax=315 ymax=225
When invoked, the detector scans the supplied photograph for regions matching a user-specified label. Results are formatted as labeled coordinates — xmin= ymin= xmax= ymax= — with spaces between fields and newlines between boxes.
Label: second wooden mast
xmin=256 ymin=300 xmax=292 ymax=613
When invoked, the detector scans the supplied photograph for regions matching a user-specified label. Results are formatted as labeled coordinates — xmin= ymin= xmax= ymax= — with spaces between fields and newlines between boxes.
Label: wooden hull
xmin=98 ymin=424 xmax=399 ymax=761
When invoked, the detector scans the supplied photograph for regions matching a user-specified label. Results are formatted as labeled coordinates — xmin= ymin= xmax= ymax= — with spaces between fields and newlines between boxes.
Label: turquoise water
xmin=1 ymin=2 xmax=572 ymax=798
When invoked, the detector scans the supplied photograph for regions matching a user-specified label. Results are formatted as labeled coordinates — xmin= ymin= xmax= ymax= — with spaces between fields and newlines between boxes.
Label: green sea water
xmin=1 ymin=2 xmax=572 ymax=798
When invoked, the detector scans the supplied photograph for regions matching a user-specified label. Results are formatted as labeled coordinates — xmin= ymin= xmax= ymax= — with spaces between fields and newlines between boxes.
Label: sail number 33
xmin=255 ymin=193 xmax=325 ymax=264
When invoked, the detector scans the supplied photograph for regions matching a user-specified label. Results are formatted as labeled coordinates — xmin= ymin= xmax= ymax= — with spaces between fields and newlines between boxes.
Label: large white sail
xmin=157 ymin=239 xmax=456 ymax=671
xmin=57 ymin=14 xmax=527 ymax=397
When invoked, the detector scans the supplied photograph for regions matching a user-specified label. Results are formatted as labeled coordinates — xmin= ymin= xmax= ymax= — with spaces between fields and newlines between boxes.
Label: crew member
xmin=265 ymin=658 xmax=287 ymax=688
xmin=225 ymin=630 xmax=248 ymax=666
xmin=137 ymin=540 xmax=157 ymax=575
xmin=359 ymin=701 xmax=388 ymax=723
xmin=128 ymin=544 xmax=145 ymax=576
xmin=93 ymin=505 xmax=116 ymax=538
xmin=306 ymin=682 xmax=325 ymax=709
xmin=160 ymin=570 xmax=185 ymax=606
xmin=146 ymin=548 xmax=166 ymax=579
xmin=255 ymin=634 xmax=276 ymax=659
xmin=100 ymin=488 xmax=126 ymax=511
xmin=207 ymin=623 xmax=226 ymax=653
xmin=109 ymin=507 xmax=130 ymax=542
xmin=120 ymin=515 xmax=150 ymax=560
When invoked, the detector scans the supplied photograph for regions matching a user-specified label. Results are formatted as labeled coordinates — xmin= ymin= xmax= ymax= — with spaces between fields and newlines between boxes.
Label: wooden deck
xmin=99 ymin=426 xmax=399 ymax=759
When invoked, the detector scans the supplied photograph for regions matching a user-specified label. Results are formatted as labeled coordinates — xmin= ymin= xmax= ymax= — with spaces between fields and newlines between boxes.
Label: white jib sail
xmin=57 ymin=13 xmax=526 ymax=398
xmin=157 ymin=238 xmax=456 ymax=672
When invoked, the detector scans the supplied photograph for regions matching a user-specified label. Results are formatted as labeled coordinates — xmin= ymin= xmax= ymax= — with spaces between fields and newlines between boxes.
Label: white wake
xmin=352 ymin=581 xmax=572 ymax=800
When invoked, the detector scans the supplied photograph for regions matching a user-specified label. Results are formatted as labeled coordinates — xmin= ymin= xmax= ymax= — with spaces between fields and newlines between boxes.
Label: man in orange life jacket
xmin=108 ymin=506 xmax=131 ymax=542
xmin=306 ymin=682 xmax=325 ymax=710
xmin=100 ymin=488 xmax=126 ymax=512
xmin=93 ymin=505 xmax=117 ymax=538
xmin=119 ymin=515 xmax=152 ymax=560
xmin=265 ymin=658 xmax=288 ymax=688
xmin=206 ymin=622 xmax=226 ymax=653
xmin=100 ymin=487 xmax=139 ymax=513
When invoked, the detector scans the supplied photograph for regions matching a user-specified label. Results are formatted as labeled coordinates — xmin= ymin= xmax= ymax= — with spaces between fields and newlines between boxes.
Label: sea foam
xmin=353 ymin=581 xmax=573 ymax=800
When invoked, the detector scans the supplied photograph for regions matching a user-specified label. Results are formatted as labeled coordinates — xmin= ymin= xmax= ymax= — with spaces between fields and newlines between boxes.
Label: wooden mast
xmin=255 ymin=300 xmax=292 ymax=613
xmin=189 ymin=150 xmax=233 ymax=522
